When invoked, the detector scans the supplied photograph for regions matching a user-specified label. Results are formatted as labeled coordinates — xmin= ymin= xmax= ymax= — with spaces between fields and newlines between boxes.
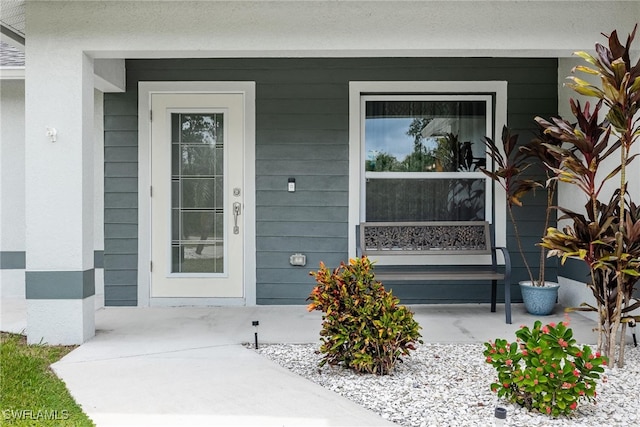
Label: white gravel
xmin=256 ymin=343 xmax=640 ymax=427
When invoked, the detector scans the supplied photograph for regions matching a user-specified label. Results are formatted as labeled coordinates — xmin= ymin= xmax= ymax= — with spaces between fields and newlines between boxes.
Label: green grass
xmin=0 ymin=332 xmax=94 ymax=426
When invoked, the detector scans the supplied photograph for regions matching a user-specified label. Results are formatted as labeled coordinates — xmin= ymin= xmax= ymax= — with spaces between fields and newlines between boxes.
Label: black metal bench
xmin=356 ymin=221 xmax=512 ymax=324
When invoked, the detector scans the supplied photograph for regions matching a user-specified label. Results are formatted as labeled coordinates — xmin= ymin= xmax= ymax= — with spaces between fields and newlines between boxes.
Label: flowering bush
xmin=484 ymin=319 xmax=608 ymax=417
xmin=307 ymin=256 xmax=422 ymax=375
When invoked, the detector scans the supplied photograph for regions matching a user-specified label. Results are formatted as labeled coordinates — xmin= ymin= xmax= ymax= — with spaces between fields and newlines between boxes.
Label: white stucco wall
xmin=26 ymin=1 xmax=640 ymax=60
xmin=0 ymin=84 xmax=106 ymax=303
xmin=24 ymin=51 xmax=94 ymax=272
xmin=0 ymin=79 xmax=26 ymax=297
xmin=26 ymin=297 xmax=95 ymax=345
xmin=22 ymin=48 xmax=96 ymax=344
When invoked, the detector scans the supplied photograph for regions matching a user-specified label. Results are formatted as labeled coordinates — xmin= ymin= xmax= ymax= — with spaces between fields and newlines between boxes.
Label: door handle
xmin=233 ymin=202 xmax=242 ymax=234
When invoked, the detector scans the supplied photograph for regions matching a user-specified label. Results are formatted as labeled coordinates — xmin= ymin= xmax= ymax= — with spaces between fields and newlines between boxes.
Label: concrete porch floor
xmin=1 ymin=299 xmax=601 ymax=426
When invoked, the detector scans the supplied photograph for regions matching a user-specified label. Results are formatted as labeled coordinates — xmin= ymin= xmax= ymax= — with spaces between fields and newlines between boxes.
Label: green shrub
xmin=484 ymin=319 xmax=607 ymax=417
xmin=307 ymin=256 xmax=422 ymax=375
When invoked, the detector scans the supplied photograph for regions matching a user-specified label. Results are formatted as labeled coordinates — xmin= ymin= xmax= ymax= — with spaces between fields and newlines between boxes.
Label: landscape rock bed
xmin=257 ymin=343 xmax=640 ymax=427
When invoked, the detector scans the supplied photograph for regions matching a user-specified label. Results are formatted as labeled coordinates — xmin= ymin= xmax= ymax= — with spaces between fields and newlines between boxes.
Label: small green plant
xmin=307 ymin=256 xmax=422 ymax=375
xmin=484 ymin=319 xmax=607 ymax=417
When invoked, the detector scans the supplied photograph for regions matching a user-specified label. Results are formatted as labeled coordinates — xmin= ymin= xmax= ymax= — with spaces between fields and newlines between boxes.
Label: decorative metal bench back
xmin=360 ymin=221 xmax=492 ymax=255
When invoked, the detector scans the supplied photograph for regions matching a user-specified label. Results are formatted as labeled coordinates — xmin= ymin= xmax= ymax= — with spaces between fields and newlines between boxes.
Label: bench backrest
xmin=359 ymin=221 xmax=493 ymax=256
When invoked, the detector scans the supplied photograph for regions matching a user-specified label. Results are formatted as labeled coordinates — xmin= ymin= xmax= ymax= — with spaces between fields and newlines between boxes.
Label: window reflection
xmin=365 ymin=101 xmax=486 ymax=172
xmin=364 ymin=99 xmax=489 ymax=222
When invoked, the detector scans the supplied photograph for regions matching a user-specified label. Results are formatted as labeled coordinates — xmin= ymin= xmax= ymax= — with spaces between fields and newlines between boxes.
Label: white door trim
xmin=138 ymin=81 xmax=256 ymax=307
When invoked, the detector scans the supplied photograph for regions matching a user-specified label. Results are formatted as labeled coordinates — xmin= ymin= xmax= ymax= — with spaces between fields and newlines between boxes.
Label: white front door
xmin=150 ymin=93 xmax=245 ymax=298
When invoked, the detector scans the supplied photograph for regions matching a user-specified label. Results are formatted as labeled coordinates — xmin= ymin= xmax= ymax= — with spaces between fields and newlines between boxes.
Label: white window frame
xmin=348 ymin=81 xmax=508 ymax=262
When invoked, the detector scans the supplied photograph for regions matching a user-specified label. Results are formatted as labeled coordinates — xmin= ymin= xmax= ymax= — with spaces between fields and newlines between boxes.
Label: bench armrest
xmin=492 ymin=246 xmax=512 ymax=282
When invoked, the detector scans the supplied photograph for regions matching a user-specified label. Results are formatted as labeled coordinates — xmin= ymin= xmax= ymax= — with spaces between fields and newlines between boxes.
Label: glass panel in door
xmin=170 ymin=113 xmax=225 ymax=273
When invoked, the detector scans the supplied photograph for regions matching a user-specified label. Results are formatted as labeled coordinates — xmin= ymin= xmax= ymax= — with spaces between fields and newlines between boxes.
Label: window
xmin=348 ymin=82 xmax=508 ymax=257
xmin=363 ymin=96 xmax=491 ymax=222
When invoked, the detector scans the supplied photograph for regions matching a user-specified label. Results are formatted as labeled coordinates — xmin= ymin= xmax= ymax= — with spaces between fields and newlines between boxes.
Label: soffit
xmin=0 ymin=0 xmax=25 ymax=44
xmin=0 ymin=0 xmax=25 ymax=67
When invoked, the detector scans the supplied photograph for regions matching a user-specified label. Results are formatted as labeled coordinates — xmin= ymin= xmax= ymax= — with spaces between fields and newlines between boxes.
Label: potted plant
xmin=537 ymin=25 xmax=640 ymax=367
xmin=481 ymin=126 xmax=561 ymax=315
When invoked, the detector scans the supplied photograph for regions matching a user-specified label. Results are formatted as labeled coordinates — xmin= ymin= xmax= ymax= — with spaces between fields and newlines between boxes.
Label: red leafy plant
xmin=484 ymin=319 xmax=608 ymax=417
xmin=537 ymin=25 xmax=640 ymax=367
xmin=307 ymin=256 xmax=422 ymax=375
xmin=480 ymin=126 xmax=544 ymax=285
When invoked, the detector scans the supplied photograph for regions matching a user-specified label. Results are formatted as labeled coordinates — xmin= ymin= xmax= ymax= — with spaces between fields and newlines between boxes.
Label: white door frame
xmin=138 ymin=81 xmax=256 ymax=307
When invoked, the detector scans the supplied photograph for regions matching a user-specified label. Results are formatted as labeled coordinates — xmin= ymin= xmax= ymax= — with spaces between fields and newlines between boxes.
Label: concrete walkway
xmin=1 ymin=299 xmax=600 ymax=426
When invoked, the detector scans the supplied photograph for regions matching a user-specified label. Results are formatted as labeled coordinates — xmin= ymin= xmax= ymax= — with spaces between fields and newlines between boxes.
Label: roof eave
xmin=0 ymin=25 xmax=25 ymax=50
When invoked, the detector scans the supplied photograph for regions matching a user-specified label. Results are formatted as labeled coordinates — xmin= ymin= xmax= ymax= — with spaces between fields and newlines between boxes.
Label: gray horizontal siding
xmin=104 ymin=254 xmax=138 ymax=270
xmin=258 ymin=206 xmax=348 ymax=223
xmin=559 ymin=257 xmax=591 ymax=283
xmin=104 ymin=57 xmax=558 ymax=306
xmin=105 ymin=131 xmax=138 ymax=146
xmin=26 ymin=270 xmax=95 ymax=299
xmin=377 ymin=283 xmax=514 ymax=305
xmin=0 ymin=251 xmax=25 ymax=269
xmin=105 ymin=224 xmax=138 ymax=238
xmin=104 ymin=208 xmax=137 ymax=224
xmin=105 ymin=178 xmax=137 ymax=193
xmin=256 ymin=191 xmax=348 ymax=207
xmin=256 ymin=175 xmax=348 ymax=191
xmin=103 ymin=92 xmax=139 ymax=306
xmin=256 ymin=160 xmax=348 ymax=176
xmin=257 ymin=252 xmax=345 ymax=269
xmin=257 ymin=143 xmax=347 ymax=160
xmin=256 ymin=129 xmax=348 ymax=144
xmin=257 ymin=221 xmax=347 ymax=238
xmin=255 ymin=282 xmax=514 ymax=305
xmin=257 ymin=237 xmax=348 ymax=253
xmin=94 ymin=251 xmax=104 ymax=269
